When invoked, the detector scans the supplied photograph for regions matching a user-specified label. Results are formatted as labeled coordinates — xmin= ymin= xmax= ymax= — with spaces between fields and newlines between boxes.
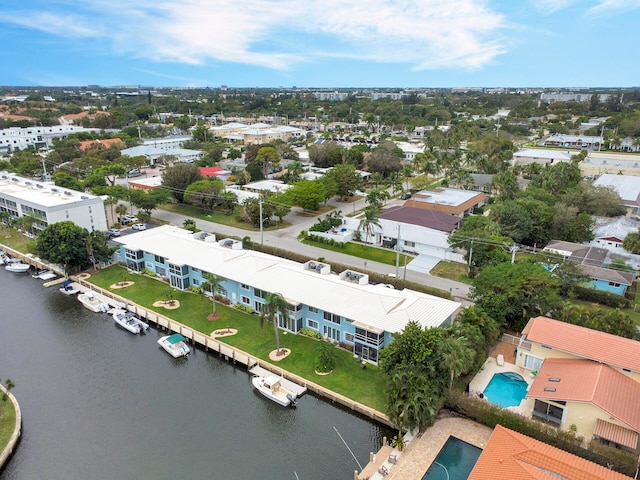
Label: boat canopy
xmin=61 ymin=280 xmax=73 ymax=287
xmin=167 ymin=333 xmax=186 ymax=344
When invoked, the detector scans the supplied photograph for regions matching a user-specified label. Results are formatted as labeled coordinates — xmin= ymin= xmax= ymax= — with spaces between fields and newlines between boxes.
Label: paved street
xmin=143 ymin=195 xmax=473 ymax=305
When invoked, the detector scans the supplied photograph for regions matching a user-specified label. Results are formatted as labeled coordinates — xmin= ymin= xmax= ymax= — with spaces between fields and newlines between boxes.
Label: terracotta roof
xmin=522 ymin=317 xmax=640 ymax=372
xmin=469 ymin=425 xmax=633 ymax=480
xmin=379 ymin=206 xmax=461 ymax=232
xmin=78 ymin=138 xmax=124 ymax=151
xmin=199 ymin=166 xmax=225 ymax=177
xmin=527 ymin=358 xmax=640 ymax=432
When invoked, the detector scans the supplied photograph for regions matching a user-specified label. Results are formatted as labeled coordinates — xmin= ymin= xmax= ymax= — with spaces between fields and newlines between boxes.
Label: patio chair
xmin=378 ymin=465 xmax=389 ymax=476
xmin=496 ymin=354 xmax=504 ymax=366
xmin=388 ymin=453 xmax=398 ymax=464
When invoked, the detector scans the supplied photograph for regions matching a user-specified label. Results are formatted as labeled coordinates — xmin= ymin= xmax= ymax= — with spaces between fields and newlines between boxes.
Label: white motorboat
xmin=77 ymin=291 xmax=109 ymax=313
xmin=113 ymin=310 xmax=149 ymax=334
xmin=157 ymin=333 xmax=190 ymax=358
xmin=252 ymin=375 xmax=298 ymax=407
xmin=59 ymin=280 xmax=81 ymax=295
xmin=32 ymin=269 xmax=56 ymax=280
xmin=5 ymin=262 xmax=30 ymax=273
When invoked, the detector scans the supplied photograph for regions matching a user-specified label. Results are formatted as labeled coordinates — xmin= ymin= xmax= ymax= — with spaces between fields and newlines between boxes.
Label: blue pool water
xmin=483 ymin=372 xmax=528 ymax=408
xmin=422 ymin=436 xmax=482 ymax=480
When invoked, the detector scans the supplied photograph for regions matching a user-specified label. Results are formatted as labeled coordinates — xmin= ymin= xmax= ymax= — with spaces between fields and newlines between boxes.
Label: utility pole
xmin=395 ymin=224 xmax=401 ymax=278
xmin=259 ymin=197 xmax=264 ymax=245
xmin=40 ymin=154 xmax=48 ymax=181
xmin=467 ymin=239 xmax=474 ymax=275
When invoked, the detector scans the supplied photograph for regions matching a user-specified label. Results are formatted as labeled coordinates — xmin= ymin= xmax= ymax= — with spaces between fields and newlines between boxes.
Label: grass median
xmin=0 ymin=394 xmax=17 ymax=455
xmin=88 ymin=265 xmax=388 ymax=411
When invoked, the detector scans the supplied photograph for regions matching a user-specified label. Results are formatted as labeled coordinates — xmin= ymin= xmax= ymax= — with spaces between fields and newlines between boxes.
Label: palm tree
xmin=103 ymin=196 xmax=118 ymax=227
xmin=358 ymin=206 xmax=381 ymax=244
xmin=261 ymin=292 xmax=290 ymax=356
xmin=115 ymin=203 xmax=128 ymax=223
xmin=201 ymin=272 xmax=226 ymax=318
xmin=439 ymin=335 xmax=476 ymax=391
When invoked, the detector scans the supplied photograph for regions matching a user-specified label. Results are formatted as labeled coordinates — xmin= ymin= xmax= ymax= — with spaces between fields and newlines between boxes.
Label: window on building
xmin=344 ymin=332 xmax=354 ymax=343
xmin=307 ymin=319 xmax=319 ymax=330
xmin=323 ymin=311 xmax=341 ymax=324
xmin=241 ymin=283 xmax=249 ymax=290
xmin=241 ymin=296 xmax=250 ymax=305
xmin=154 ymin=255 xmax=165 ymax=264
xmin=309 ymin=306 xmax=318 ymax=314
xmin=405 ymin=241 xmax=415 ymax=247
xmin=254 ymin=288 xmax=266 ymax=299
xmin=523 ymin=355 xmax=543 ymax=371
xmin=323 ymin=325 xmax=340 ymax=342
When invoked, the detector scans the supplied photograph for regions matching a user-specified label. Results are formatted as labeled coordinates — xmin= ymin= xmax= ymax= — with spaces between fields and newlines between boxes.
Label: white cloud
xmin=531 ymin=0 xmax=577 ymax=13
xmin=586 ymin=0 xmax=640 ymax=16
xmin=3 ymin=0 xmax=508 ymax=71
xmin=2 ymin=11 xmax=99 ymax=38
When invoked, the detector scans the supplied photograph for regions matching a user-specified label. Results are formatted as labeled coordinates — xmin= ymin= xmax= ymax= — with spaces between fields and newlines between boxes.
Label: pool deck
xmin=384 ymin=417 xmax=492 ymax=480
xmin=468 ymin=351 xmax=535 ymax=417
xmin=359 ymin=342 xmax=533 ymax=480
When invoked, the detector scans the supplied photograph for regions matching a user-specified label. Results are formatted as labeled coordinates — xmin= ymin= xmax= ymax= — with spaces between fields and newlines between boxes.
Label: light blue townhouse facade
xmin=114 ymin=225 xmax=461 ymax=364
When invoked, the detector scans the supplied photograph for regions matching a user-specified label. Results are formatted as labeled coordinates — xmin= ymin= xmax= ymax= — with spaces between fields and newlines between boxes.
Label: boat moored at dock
xmin=113 ymin=310 xmax=149 ymax=334
xmin=157 ymin=333 xmax=190 ymax=358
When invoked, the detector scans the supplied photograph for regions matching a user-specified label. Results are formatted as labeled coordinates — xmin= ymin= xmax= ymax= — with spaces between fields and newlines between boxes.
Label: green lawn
xmin=430 ymin=261 xmax=473 ymax=284
xmin=88 ymin=265 xmax=387 ymax=411
xmin=0 ymin=396 xmax=17 ymax=455
xmin=159 ymin=203 xmax=290 ymax=231
xmin=302 ymin=238 xmax=411 ymax=266
xmin=0 ymin=228 xmax=37 ymax=254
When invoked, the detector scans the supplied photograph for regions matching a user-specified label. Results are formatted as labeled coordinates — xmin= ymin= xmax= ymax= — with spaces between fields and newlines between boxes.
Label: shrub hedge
xmin=572 ymin=286 xmax=631 ymax=309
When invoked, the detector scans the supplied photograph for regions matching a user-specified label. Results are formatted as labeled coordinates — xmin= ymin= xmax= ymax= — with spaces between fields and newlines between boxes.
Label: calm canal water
xmin=0 ymin=270 xmax=388 ymax=480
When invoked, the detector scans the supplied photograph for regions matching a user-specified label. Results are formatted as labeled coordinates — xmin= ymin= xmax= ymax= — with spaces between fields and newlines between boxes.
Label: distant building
xmin=0 ymin=172 xmax=107 ymax=232
xmin=541 ymin=134 xmax=604 ymax=150
xmin=540 ymin=92 xmax=614 ymax=103
xmin=404 ymin=187 xmax=486 ymax=217
xmin=593 ymin=174 xmax=640 ymax=217
xmin=544 ymin=240 xmax=634 ymax=295
xmin=0 ymin=125 xmax=110 ymax=154
xmin=78 ymin=138 xmax=124 ymax=151
xmin=512 ymin=148 xmax=573 ymax=166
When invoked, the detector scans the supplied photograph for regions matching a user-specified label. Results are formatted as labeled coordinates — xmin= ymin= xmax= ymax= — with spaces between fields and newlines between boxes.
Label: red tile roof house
xmin=77 ymin=138 xmax=124 ymax=151
xmin=469 ymin=425 xmax=633 ymax=480
xmin=516 ymin=317 xmax=640 ymax=453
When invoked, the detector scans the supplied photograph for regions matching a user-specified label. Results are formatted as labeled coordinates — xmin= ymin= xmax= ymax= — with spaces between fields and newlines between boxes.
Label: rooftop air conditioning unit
xmin=51 ymin=188 xmax=58 ymax=192
xmin=81 ymin=196 xmax=89 ymax=200
xmin=308 ymin=262 xmax=316 ymax=269
xmin=36 ymin=184 xmax=43 ymax=188
xmin=315 ymin=263 xmax=324 ymax=271
xmin=64 ymin=191 xmax=72 ymax=195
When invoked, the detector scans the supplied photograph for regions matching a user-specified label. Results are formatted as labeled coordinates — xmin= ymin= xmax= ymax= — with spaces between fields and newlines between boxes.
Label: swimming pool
xmin=422 ymin=436 xmax=482 ymax=480
xmin=482 ymin=372 xmax=528 ymax=408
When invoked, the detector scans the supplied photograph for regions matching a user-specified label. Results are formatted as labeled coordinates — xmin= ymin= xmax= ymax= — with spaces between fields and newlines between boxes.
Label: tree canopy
xmin=36 ymin=221 xmax=90 ymax=271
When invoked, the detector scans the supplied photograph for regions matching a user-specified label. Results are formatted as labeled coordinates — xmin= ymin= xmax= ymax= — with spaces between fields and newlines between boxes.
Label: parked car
xmin=400 ymin=193 xmax=412 ymax=200
xmin=119 ymin=215 xmax=139 ymax=225
xmin=107 ymin=228 xmax=121 ymax=237
xmin=127 ymin=169 xmax=141 ymax=177
xmin=131 ymin=223 xmax=146 ymax=231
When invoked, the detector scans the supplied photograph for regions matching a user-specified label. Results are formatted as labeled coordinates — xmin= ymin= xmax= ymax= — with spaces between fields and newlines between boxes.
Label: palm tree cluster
xmin=379 ymin=308 xmax=500 ymax=432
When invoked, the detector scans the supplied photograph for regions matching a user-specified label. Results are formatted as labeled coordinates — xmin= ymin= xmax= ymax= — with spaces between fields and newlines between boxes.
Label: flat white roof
xmin=116 ymin=225 xmax=460 ymax=333
xmin=513 ymin=149 xmax=572 ymax=160
xmin=414 ymin=187 xmax=482 ymax=207
xmin=593 ymin=174 xmax=640 ymax=203
xmin=244 ymin=180 xmax=291 ymax=193
xmin=0 ymin=173 xmax=100 ymax=208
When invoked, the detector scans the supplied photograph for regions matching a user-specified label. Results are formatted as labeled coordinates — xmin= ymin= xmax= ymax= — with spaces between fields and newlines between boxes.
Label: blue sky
xmin=1 ymin=0 xmax=639 ymax=88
